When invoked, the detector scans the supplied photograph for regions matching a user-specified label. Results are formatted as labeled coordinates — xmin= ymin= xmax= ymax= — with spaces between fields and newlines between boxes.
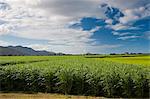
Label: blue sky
xmin=0 ymin=0 xmax=149 ymax=54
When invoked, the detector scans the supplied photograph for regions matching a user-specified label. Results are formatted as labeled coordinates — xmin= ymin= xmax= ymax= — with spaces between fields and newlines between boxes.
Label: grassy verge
xmin=0 ymin=93 xmax=104 ymax=99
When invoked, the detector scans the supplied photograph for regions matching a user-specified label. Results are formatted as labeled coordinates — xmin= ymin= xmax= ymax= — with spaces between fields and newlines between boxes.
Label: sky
xmin=0 ymin=0 xmax=150 ymax=54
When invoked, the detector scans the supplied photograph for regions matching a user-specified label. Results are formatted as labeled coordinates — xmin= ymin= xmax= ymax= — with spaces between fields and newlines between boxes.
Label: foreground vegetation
xmin=0 ymin=56 xmax=149 ymax=98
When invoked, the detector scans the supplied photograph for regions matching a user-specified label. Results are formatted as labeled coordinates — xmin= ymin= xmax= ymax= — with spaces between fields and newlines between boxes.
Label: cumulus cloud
xmin=13 ymin=25 xmax=95 ymax=44
xmin=101 ymin=0 xmax=150 ymax=31
xmin=0 ymin=0 xmax=149 ymax=53
xmin=1 ymin=0 xmax=118 ymax=53
xmin=4 ymin=0 xmax=105 ymax=23
xmin=119 ymin=5 xmax=150 ymax=24
xmin=100 ymin=0 xmax=149 ymax=9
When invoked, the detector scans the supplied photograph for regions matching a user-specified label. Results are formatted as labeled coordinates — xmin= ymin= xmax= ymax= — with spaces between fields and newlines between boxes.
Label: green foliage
xmin=0 ymin=56 xmax=149 ymax=98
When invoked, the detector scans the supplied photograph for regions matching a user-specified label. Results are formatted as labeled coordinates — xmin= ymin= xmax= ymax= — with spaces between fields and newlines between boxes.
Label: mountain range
xmin=0 ymin=46 xmax=65 ymax=56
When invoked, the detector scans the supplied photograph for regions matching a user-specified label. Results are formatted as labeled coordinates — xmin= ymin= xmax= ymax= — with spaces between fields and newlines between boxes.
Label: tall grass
xmin=0 ymin=56 xmax=149 ymax=98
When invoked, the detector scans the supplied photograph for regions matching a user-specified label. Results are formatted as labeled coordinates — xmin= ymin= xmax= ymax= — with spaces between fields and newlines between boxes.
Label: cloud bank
xmin=0 ymin=0 xmax=149 ymax=53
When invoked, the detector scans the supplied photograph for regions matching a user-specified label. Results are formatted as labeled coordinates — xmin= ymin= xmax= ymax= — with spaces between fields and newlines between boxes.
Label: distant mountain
xmin=0 ymin=46 xmax=57 ymax=56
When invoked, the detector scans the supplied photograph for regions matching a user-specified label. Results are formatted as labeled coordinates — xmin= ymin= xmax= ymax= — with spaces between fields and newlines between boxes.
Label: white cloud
xmin=101 ymin=0 xmax=150 ymax=31
xmin=0 ymin=0 xmax=117 ymax=54
xmin=13 ymin=25 xmax=95 ymax=44
xmin=105 ymin=19 xmax=113 ymax=24
xmin=4 ymin=0 xmax=105 ymax=23
xmin=117 ymin=35 xmax=139 ymax=40
xmin=100 ymin=0 xmax=149 ymax=9
xmin=112 ymin=3 xmax=150 ymax=32
xmin=112 ymin=32 xmax=132 ymax=36
xmin=110 ymin=24 xmax=129 ymax=30
xmin=26 ymin=43 xmax=121 ymax=54
xmin=112 ymin=31 xmax=140 ymax=41
xmin=0 ymin=0 xmax=148 ymax=53
xmin=0 ymin=40 xmax=11 ymax=46
xmin=12 ymin=26 xmax=120 ymax=54
xmin=105 ymin=4 xmax=149 ymax=31
xmin=0 ymin=24 xmax=10 ymax=34
xmin=26 ymin=44 xmax=49 ymax=51
xmin=119 ymin=6 xmax=150 ymax=24
xmin=109 ymin=23 xmax=141 ymax=31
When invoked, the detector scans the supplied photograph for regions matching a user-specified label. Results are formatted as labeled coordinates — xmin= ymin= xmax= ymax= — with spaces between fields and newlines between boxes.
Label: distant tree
xmin=86 ymin=53 xmax=93 ymax=55
xmin=130 ymin=53 xmax=136 ymax=55
xmin=110 ymin=53 xmax=116 ymax=55
xmin=124 ymin=52 xmax=129 ymax=55
xmin=56 ymin=53 xmax=65 ymax=56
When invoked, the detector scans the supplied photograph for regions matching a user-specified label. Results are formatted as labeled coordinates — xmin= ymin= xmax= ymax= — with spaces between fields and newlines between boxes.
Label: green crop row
xmin=0 ymin=56 xmax=51 ymax=66
xmin=0 ymin=56 xmax=149 ymax=98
